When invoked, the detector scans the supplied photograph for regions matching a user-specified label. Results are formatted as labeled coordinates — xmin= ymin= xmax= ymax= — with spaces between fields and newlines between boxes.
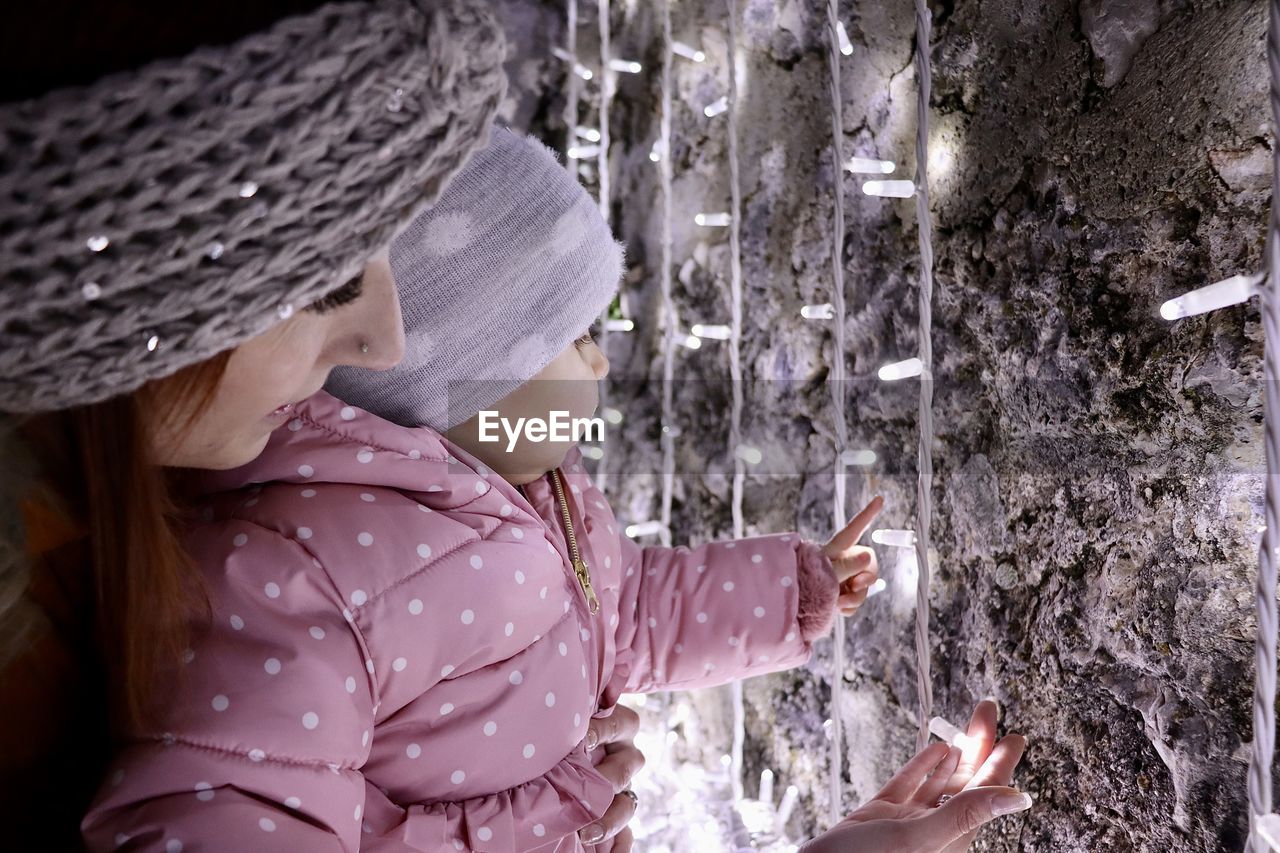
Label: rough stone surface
xmin=509 ymin=0 xmax=1274 ymax=849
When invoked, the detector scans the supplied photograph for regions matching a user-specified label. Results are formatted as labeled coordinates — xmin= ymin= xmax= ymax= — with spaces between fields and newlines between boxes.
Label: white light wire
xmin=1247 ymin=2 xmax=1280 ymax=848
xmin=911 ymin=0 xmax=936 ymax=753
xmin=824 ymin=0 xmax=851 ymax=826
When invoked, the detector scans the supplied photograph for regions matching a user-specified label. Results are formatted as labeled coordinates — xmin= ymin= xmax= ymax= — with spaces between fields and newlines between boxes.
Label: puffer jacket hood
xmin=82 ymin=391 xmax=828 ymax=852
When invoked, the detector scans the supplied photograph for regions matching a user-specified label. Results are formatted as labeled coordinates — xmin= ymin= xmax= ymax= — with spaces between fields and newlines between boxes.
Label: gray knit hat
xmin=0 ymin=0 xmax=507 ymax=414
xmin=324 ymin=124 xmax=624 ymax=432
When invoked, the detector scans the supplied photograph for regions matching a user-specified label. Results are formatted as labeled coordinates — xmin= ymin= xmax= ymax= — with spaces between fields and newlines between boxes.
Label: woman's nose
xmin=339 ymin=254 xmax=406 ymax=371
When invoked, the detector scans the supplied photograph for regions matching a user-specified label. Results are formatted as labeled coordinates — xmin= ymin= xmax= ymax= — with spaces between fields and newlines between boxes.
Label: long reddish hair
xmin=22 ymin=350 xmax=232 ymax=730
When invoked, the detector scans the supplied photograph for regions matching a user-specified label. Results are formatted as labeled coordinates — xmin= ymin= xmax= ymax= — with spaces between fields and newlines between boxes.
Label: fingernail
xmin=580 ymin=823 xmax=605 ymax=843
xmin=992 ymin=792 xmax=1033 ymax=816
xmin=586 ymin=730 xmax=598 ymax=750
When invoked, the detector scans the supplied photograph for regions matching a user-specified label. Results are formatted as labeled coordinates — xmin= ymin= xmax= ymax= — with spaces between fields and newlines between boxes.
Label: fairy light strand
xmin=1247 ymin=3 xmax=1280 ymax=849
xmin=911 ymin=0 xmax=936 ymax=753
xmin=594 ymin=0 xmax=615 ymax=494
xmin=725 ymin=0 xmax=748 ymax=803
xmin=563 ymin=0 xmax=580 ymax=174
xmin=825 ymin=0 xmax=851 ymax=826
xmin=658 ymin=0 xmax=677 ymax=549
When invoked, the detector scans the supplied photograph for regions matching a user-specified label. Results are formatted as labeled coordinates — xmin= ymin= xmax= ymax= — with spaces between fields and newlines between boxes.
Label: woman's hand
xmin=823 ymin=495 xmax=884 ymax=617
xmin=800 ymin=700 xmax=1030 ymax=853
xmin=579 ymin=704 xmax=645 ymax=851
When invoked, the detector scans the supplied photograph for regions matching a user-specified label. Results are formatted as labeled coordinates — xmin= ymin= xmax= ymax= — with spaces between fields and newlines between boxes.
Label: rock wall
xmin=504 ymin=0 xmax=1274 ymax=849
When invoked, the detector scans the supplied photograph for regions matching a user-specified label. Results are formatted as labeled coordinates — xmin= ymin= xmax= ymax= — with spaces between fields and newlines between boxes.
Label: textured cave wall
xmin=504 ymin=0 xmax=1274 ymax=850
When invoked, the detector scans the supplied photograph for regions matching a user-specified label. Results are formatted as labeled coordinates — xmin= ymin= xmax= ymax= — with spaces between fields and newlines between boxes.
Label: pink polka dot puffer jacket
xmin=82 ymin=391 xmax=837 ymax=852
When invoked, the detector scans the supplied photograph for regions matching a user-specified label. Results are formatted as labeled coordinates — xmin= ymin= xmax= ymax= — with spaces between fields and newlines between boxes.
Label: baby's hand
xmin=822 ymin=496 xmax=883 ymax=617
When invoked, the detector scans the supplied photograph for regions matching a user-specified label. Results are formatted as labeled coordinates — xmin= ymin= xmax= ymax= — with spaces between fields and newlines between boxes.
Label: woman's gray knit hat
xmin=324 ymin=125 xmax=625 ymax=432
xmin=0 ymin=0 xmax=507 ymax=413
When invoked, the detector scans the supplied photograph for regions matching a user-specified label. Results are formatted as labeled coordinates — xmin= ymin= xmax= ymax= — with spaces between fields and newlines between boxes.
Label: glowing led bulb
xmin=862 ymin=180 xmax=916 ymax=198
xmin=574 ymin=126 xmax=602 ymax=142
xmin=840 ymin=449 xmax=877 ymax=466
xmin=835 ymin=21 xmax=853 ymax=56
xmin=1257 ymin=814 xmax=1280 ymax=851
xmin=676 ymin=333 xmax=703 ymax=350
xmin=877 ymin=357 xmax=923 ymax=381
xmin=865 ymin=577 xmax=888 ymax=597
xmin=735 ymin=445 xmax=763 ymax=465
xmin=759 ymin=769 xmax=775 ymax=805
xmin=690 ymin=323 xmax=731 ymax=340
xmin=604 ymin=318 xmax=634 ymax=332
xmin=580 ymin=445 xmax=604 ymax=460
xmin=625 ymin=520 xmax=668 ymax=538
xmin=602 ymin=407 xmax=623 ymax=425
xmin=673 ymin=41 xmax=706 ymax=62
xmin=704 ymin=96 xmax=729 ymax=118
xmin=777 ymin=785 xmax=799 ymax=825
xmin=800 ymin=303 xmax=835 ymax=320
xmin=928 ymin=716 xmax=968 ymax=746
xmin=553 ymin=48 xmax=595 ymax=80
xmin=1159 ymin=272 xmax=1262 ymax=320
xmin=695 ymin=212 xmax=731 ymax=227
xmin=846 ymin=157 xmax=895 ymax=174
xmin=649 ymin=139 xmax=664 ymax=162
xmin=567 ymin=144 xmax=600 ymax=160
xmin=609 ymin=59 xmax=643 ymax=73
xmin=871 ymin=528 xmax=916 ymax=548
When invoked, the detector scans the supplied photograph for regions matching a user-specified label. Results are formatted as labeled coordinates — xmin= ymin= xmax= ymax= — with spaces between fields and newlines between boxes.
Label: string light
xmin=625 ymin=520 xmax=669 ymax=538
xmin=580 ymin=445 xmax=604 ymax=460
xmin=800 ymin=302 xmax=835 ymax=319
xmin=690 ymin=323 xmax=731 ymax=339
xmin=1159 ymin=272 xmax=1263 ymax=320
xmin=604 ymin=318 xmax=634 ymax=331
xmin=927 ymin=716 xmax=969 ymax=747
xmin=574 ymin=126 xmax=603 ymax=142
xmin=649 ymin=139 xmax=664 ymax=162
xmin=865 ymin=577 xmax=888 ymax=597
xmin=840 ymin=449 xmax=877 ymax=466
xmin=871 ymin=528 xmax=916 ymax=548
xmin=845 ymin=157 xmax=895 ymax=174
xmin=676 ymin=332 xmax=703 ymax=349
xmin=568 ymin=144 xmax=600 ymax=159
xmin=835 ymin=21 xmax=853 ymax=56
xmin=862 ymin=179 xmax=916 ymax=198
xmin=609 ymin=58 xmax=643 ymax=73
xmin=1258 ymin=814 xmax=1280 ymax=851
xmin=672 ymin=41 xmax=706 ymax=62
xmin=734 ymin=444 xmax=763 ymax=465
xmin=552 ymin=47 xmax=595 ymax=80
xmin=777 ymin=785 xmax=799 ymax=827
xmin=695 ymin=212 xmax=731 ymax=226
xmin=602 ymin=406 xmax=623 ymax=425
xmin=703 ymin=95 xmax=729 ymax=117
xmin=877 ymin=357 xmax=923 ymax=381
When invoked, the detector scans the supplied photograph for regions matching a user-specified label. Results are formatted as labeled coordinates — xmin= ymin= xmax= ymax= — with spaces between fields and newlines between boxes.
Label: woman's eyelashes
xmin=306 ymin=274 xmax=365 ymax=314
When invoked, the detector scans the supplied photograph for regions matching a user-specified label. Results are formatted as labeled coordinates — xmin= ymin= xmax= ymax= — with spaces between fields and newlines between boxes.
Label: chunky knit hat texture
xmin=324 ymin=125 xmax=625 ymax=432
xmin=0 ymin=0 xmax=507 ymax=413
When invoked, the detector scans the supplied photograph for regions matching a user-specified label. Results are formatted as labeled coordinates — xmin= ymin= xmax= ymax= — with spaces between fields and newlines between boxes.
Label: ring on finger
xmin=620 ymin=789 xmax=639 ymax=808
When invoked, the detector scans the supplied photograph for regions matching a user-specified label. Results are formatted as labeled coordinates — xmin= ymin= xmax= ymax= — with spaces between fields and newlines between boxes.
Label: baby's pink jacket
xmin=82 ymin=391 xmax=838 ymax=852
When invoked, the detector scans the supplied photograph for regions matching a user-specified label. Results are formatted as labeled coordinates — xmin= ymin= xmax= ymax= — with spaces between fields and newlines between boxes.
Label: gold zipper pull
xmin=574 ymin=559 xmax=600 ymax=614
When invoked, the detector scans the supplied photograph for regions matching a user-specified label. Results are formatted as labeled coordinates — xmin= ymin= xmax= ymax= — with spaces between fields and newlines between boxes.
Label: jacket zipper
xmin=549 ymin=468 xmax=600 ymax=615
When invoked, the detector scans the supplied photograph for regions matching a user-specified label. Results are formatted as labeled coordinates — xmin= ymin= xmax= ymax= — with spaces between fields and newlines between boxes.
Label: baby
xmin=82 ymin=126 xmax=877 ymax=852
